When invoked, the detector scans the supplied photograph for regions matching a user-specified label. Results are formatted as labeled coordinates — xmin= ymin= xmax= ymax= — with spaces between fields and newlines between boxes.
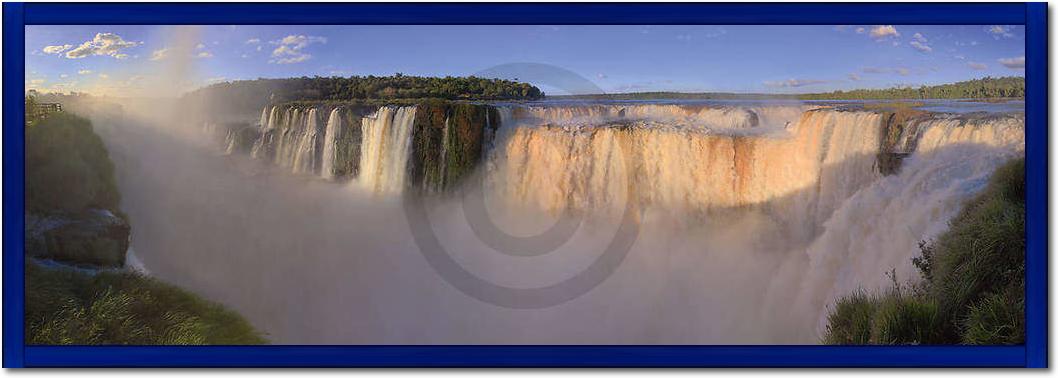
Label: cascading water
xmin=149 ymin=100 xmax=1026 ymax=344
xmin=290 ymin=108 xmax=322 ymax=174
xmin=320 ymin=108 xmax=342 ymax=180
xmin=779 ymin=114 xmax=1025 ymax=336
xmin=357 ymin=106 xmax=418 ymax=194
xmin=486 ymin=107 xmax=880 ymax=224
xmin=250 ymin=105 xmax=280 ymax=159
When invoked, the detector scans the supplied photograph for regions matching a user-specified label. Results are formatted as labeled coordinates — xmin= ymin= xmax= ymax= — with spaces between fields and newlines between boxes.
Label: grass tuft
xmin=26 ymin=262 xmax=266 ymax=345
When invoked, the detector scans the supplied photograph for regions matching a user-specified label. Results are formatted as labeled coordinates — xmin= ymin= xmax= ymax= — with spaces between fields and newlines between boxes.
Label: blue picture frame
xmin=3 ymin=2 xmax=1047 ymax=368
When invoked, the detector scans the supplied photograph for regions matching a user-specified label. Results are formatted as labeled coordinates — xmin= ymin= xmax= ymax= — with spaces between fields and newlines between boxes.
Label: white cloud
xmin=245 ymin=38 xmax=260 ymax=44
xmin=64 ymin=33 xmax=141 ymax=59
xmin=953 ymin=55 xmax=965 ymax=60
xmin=196 ymin=51 xmax=213 ymax=59
xmin=78 ymin=69 xmax=93 ymax=75
xmin=895 ymin=67 xmax=910 ymax=76
xmin=269 ymin=35 xmax=326 ymax=64
xmin=909 ymin=40 xmax=932 ymax=53
xmin=909 ymin=33 xmax=931 ymax=52
xmin=98 ymin=73 xmax=109 ymax=79
xmin=967 ymin=62 xmax=988 ymax=70
xmin=596 ymin=73 xmax=607 ymax=79
xmin=42 ymin=44 xmax=73 ymax=54
xmin=196 ymin=43 xmax=205 ymax=49
xmin=998 ymin=56 xmax=1025 ymax=69
xmin=241 ymin=54 xmax=250 ymax=58
xmin=763 ymin=78 xmax=828 ymax=88
xmin=150 ymin=48 xmax=169 ymax=61
xmin=60 ymin=74 xmax=69 ymax=79
xmin=855 ymin=27 xmax=865 ymax=34
xmin=988 ymin=25 xmax=1015 ymax=39
xmin=30 ymin=79 xmax=45 ymax=85
xmin=869 ymin=25 xmax=900 ymax=39
xmin=847 ymin=73 xmax=861 ymax=81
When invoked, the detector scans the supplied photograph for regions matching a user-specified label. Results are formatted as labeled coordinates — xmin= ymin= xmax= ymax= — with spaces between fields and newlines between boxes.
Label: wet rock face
xmin=226 ymin=126 xmax=260 ymax=154
xmin=409 ymin=102 xmax=499 ymax=192
xmin=329 ymin=109 xmax=363 ymax=179
xmin=877 ymin=109 xmax=927 ymax=176
xmin=26 ymin=209 xmax=130 ymax=268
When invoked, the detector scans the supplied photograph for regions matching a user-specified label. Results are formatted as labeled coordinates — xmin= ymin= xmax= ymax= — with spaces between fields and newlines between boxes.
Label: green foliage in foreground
xmin=823 ymin=158 xmax=1025 ymax=345
xmin=25 ymin=111 xmax=120 ymax=214
xmin=26 ymin=262 xmax=267 ymax=345
xmin=800 ymin=76 xmax=1025 ymax=100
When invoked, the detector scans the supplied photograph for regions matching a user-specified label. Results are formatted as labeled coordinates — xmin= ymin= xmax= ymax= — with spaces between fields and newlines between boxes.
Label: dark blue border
xmin=1023 ymin=1 xmax=1048 ymax=369
xmin=3 ymin=2 xmax=1047 ymax=368
xmin=22 ymin=2 xmax=1028 ymax=25
xmin=3 ymin=1 xmax=26 ymax=370
xmin=20 ymin=346 xmax=1027 ymax=368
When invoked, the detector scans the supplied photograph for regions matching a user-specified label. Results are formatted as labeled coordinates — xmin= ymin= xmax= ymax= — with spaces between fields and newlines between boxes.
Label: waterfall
xmin=912 ymin=115 xmax=1025 ymax=154
xmin=358 ymin=106 xmax=418 ymax=194
xmin=251 ymin=106 xmax=283 ymax=160
xmin=485 ymin=109 xmax=880 ymax=222
xmin=224 ymin=131 xmax=238 ymax=155
xmin=180 ymin=101 xmax=1025 ymax=343
xmin=320 ymin=108 xmax=342 ymax=180
xmin=254 ymin=107 xmax=325 ymax=175
xmin=293 ymin=108 xmax=322 ymax=174
xmin=233 ymin=103 xmax=1023 ymax=216
xmin=785 ymin=119 xmax=1025 ymax=333
xmin=259 ymin=106 xmax=271 ymax=129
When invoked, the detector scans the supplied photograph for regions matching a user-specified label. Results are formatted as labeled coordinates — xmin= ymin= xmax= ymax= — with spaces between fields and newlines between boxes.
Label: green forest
xmin=187 ymin=74 xmax=544 ymax=103
xmin=799 ymin=76 xmax=1025 ymax=100
xmin=181 ymin=74 xmax=545 ymax=119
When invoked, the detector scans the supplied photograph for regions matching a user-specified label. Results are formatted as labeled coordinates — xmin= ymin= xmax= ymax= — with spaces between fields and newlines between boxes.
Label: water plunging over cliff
xmin=180 ymin=101 xmax=1023 ymax=343
xmin=358 ymin=106 xmax=418 ymax=194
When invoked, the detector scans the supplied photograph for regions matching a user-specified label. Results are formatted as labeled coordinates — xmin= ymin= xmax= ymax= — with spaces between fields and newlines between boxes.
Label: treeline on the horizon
xmin=799 ymin=76 xmax=1025 ymax=100
xmin=553 ymin=76 xmax=1025 ymax=101
xmin=186 ymin=74 xmax=544 ymax=103
xmin=181 ymin=74 xmax=544 ymax=120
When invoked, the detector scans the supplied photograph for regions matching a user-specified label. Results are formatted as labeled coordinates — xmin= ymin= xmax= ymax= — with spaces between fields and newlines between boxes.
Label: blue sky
xmin=25 ymin=25 xmax=1025 ymax=96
